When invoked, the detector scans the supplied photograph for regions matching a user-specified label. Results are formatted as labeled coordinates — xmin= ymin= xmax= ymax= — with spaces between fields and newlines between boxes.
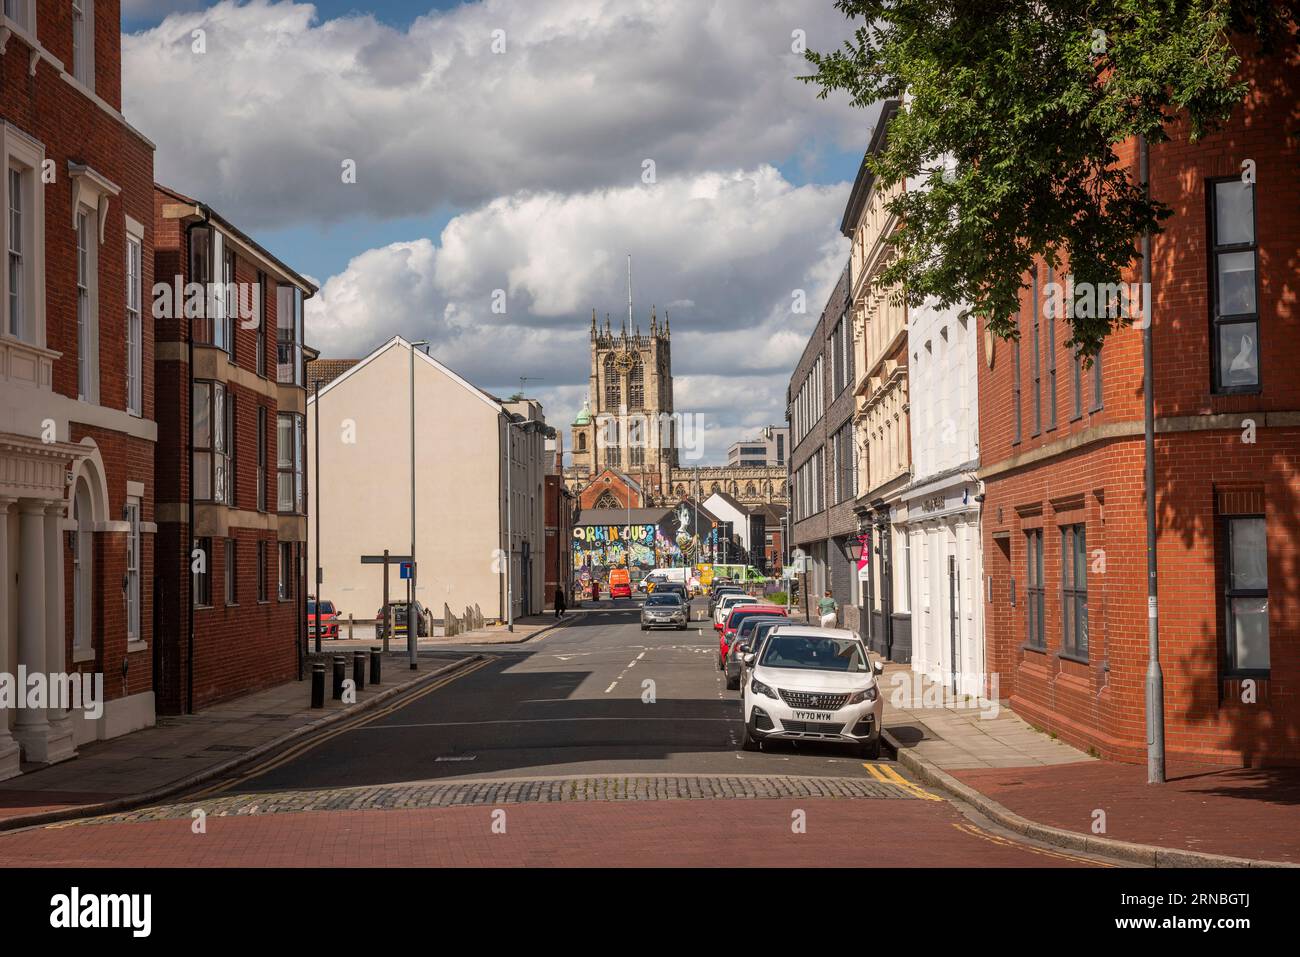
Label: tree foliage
xmin=802 ymin=1 xmax=1296 ymax=355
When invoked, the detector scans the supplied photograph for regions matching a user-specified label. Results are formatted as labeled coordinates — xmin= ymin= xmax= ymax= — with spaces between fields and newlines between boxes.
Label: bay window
xmin=277 ymin=284 xmax=304 ymax=386
xmin=277 ymin=412 xmax=304 ymax=513
xmin=193 ymin=381 xmax=232 ymax=503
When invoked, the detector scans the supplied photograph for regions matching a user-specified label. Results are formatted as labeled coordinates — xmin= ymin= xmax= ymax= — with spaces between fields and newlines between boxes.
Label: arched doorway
xmin=72 ymin=478 xmax=94 ymax=659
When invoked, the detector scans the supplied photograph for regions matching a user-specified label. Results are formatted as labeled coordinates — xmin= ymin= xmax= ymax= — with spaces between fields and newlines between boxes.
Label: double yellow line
xmin=864 ymin=762 xmax=943 ymax=802
xmin=188 ymin=656 xmax=494 ymax=799
xmin=950 ymin=820 xmax=1113 ymax=867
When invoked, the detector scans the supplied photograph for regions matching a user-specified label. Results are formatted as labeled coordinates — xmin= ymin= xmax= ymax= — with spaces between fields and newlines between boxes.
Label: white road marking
xmin=604 ymin=681 xmax=618 ymax=693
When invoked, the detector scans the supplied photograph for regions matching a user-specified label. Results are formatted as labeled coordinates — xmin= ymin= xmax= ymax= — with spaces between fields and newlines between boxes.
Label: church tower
xmin=568 ymin=306 xmax=677 ymax=504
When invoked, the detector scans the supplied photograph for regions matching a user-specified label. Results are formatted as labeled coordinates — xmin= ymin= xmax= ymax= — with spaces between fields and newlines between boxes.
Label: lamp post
xmin=409 ymin=338 xmax=429 ymax=670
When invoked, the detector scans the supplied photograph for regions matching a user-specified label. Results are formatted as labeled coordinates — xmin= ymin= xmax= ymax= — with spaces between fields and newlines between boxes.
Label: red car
xmin=719 ymin=604 xmax=788 ymax=667
xmin=308 ymin=598 xmax=340 ymax=641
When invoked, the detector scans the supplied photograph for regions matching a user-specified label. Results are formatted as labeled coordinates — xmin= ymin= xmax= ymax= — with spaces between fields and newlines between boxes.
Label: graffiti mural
xmin=572 ymin=515 xmax=719 ymax=584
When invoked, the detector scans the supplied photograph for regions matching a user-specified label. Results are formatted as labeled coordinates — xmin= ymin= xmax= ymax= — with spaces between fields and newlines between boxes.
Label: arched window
xmin=594 ymin=490 xmax=621 ymax=509
xmin=745 ymin=481 xmax=756 ymax=496
xmin=629 ymin=353 xmax=645 ymax=408
xmin=603 ymin=354 xmax=620 ymax=409
xmin=577 ymin=432 xmax=587 ymax=452
xmin=72 ymin=480 xmax=94 ymax=657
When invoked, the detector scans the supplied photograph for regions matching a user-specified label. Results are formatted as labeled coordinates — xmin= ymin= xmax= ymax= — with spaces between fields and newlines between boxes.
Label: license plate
xmin=793 ymin=710 xmax=833 ymax=721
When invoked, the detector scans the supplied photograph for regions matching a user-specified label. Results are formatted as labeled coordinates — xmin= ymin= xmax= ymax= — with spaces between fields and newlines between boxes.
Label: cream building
xmin=843 ymin=99 xmax=914 ymax=662
xmin=307 ymin=338 xmax=548 ymax=626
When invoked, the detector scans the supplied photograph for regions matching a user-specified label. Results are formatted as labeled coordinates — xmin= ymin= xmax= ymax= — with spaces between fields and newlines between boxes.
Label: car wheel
xmin=858 ymin=737 xmax=881 ymax=760
xmin=725 ymin=673 xmax=739 ymax=691
xmin=742 ymin=725 xmax=761 ymax=752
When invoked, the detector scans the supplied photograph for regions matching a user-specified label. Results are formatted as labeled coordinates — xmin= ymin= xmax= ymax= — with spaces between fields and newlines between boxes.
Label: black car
xmin=708 ymin=584 xmax=743 ymax=618
xmin=656 ymin=582 xmax=688 ymax=602
xmin=375 ymin=600 xmax=430 ymax=639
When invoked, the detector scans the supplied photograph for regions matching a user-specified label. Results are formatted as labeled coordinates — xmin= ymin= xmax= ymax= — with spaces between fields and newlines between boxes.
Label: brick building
xmin=978 ymin=39 xmax=1300 ymax=766
xmin=152 ymin=184 xmax=315 ymax=714
xmin=0 ymin=0 xmax=158 ymax=777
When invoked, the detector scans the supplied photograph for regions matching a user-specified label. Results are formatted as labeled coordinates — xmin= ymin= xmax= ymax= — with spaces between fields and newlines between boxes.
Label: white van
xmin=640 ymin=567 xmax=688 ymax=592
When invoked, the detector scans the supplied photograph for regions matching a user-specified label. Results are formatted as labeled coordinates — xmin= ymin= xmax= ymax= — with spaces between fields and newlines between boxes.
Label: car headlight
xmin=750 ymin=677 xmax=779 ymax=700
xmin=846 ymin=685 xmax=878 ymax=705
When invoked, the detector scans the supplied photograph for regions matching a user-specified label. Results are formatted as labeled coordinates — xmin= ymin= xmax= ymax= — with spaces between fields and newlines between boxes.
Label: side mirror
xmin=872 ymin=660 xmax=885 ymax=676
xmin=736 ymin=643 xmax=750 ymax=654
xmin=742 ymin=653 xmax=755 ymax=666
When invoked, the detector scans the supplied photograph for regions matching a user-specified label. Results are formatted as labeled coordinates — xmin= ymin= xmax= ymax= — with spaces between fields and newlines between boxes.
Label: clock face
xmin=613 ymin=350 xmax=636 ymax=373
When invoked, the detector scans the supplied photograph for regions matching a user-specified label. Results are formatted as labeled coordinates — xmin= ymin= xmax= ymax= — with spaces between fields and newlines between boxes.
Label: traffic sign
xmin=399 ymin=561 xmax=413 ymax=580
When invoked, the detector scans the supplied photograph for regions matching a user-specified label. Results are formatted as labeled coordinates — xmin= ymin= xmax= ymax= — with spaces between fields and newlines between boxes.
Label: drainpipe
xmin=183 ymin=210 xmax=210 ymax=715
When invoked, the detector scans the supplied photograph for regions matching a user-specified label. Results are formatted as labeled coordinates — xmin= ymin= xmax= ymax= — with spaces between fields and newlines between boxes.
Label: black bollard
xmin=311 ymin=662 xmax=325 ymax=708
xmin=370 ymin=647 xmax=382 ymax=685
xmin=353 ymin=650 xmax=366 ymax=692
xmin=332 ymin=655 xmax=346 ymax=700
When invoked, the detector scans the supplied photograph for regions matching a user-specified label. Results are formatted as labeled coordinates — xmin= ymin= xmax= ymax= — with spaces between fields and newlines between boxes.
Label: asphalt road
xmin=0 ymin=597 xmax=1122 ymax=867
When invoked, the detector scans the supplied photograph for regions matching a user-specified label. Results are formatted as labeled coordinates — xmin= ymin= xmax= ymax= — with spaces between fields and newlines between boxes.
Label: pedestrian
xmin=591 ymin=579 xmax=600 ymax=602
xmin=554 ymin=587 xmax=567 ymax=619
xmin=818 ymin=590 xmax=839 ymax=628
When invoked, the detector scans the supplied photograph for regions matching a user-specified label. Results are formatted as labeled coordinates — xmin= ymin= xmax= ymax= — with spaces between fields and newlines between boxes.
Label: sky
xmin=121 ymin=1 xmax=876 ymax=462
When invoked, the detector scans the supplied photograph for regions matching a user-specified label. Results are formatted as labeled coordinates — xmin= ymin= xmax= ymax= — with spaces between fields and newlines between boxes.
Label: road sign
xmin=399 ymin=561 xmax=413 ymax=580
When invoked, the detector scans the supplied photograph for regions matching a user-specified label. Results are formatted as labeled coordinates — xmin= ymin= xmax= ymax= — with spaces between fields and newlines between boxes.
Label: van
xmin=639 ymin=566 xmax=687 ymax=593
xmin=608 ymin=567 xmax=632 ymax=599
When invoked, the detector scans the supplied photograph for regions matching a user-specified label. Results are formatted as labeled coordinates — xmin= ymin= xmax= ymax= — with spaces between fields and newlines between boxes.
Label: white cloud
xmin=124 ymin=0 xmax=861 ymax=230
xmin=305 ymin=165 xmax=848 ymax=458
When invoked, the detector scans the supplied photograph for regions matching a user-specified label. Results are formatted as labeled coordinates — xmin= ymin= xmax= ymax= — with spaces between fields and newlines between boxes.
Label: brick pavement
xmin=0 ymin=799 xmax=1103 ymax=867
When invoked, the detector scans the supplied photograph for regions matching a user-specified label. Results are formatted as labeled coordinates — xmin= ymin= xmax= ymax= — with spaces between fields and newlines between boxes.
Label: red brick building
xmin=0 ymin=0 xmax=158 ymax=777
xmin=979 ymin=37 xmax=1300 ymax=767
xmin=152 ymin=184 xmax=315 ymax=714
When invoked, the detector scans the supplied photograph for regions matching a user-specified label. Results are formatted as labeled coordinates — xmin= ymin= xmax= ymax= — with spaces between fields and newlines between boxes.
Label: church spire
xmin=590 ymin=308 xmax=597 ymax=339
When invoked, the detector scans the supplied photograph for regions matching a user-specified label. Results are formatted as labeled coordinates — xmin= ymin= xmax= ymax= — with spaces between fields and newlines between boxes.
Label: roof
xmin=839 ymin=99 xmax=902 ymax=238
xmin=704 ymin=489 xmax=750 ymax=515
xmin=575 ymin=508 xmax=673 ymax=526
xmin=155 ymin=183 xmax=318 ymax=294
xmin=307 ymin=359 xmax=359 ymax=392
xmin=306 ymin=336 xmax=506 ymax=416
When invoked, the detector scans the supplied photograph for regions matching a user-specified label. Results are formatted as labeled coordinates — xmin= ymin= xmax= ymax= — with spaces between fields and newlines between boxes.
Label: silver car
xmin=641 ymin=593 xmax=687 ymax=630
xmin=725 ymin=616 xmax=787 ymax=689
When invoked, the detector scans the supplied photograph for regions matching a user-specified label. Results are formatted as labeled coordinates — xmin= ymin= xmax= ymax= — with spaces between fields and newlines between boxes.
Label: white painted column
xmin=0 ymin=497 xmax=21 ymax=781
xmin=13 ymin=498 xmax=51 ymax=762
xmin=43 ymin=502 xmax=76 ymax=763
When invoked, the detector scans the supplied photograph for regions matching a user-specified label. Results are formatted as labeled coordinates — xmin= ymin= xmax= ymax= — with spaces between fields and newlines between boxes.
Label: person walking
xmin=817 ymin=590 xmax=839 ymax=628
xmin=554 ymin=587 xmax=567 ymax=620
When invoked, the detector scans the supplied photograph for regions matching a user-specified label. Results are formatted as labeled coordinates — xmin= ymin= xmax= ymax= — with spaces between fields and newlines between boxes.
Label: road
xmin=0 ymin=598 xmax=1118 ymax=867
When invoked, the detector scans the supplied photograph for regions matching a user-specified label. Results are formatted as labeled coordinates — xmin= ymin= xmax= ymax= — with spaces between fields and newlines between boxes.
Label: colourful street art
xmin=571 ymin=517 xmax=717 ymax=583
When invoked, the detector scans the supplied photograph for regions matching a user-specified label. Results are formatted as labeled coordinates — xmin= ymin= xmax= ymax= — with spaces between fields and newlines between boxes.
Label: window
xmin=125 ymin=235 xmax=142 ymax=415
xmin=834 ymin=421 xmax=855 ymax=503
xmin=256 ymin=405 xmax=267 ymax=512
xmin=3 ymin=0 xmax=34 ymax=32
xmin=193 ymin=382 xmax=232 ymax=503
xmin=628 ymin=355 xmax=644 ymax=408
xmin=1025 ymin=529 xmax=1044 ymax=648
xmin=628 ymin=416 xmax=645 ymax=466
xmin=1090 ymin=345 xmax=1104 ymax=412
xmin=1045 ymin=267 xmax=1057 ymax=430
xmin=189 ymin=226 xmax=214 ymax=345
xmin=276 ymin=284 xmax=303 ymax=385
xmin=277 ymin=412 xmax=304 ymax=513
xmin=1061 ymin=524 xmax=1087 ymax=658
xmin=1224 ymin=517 xmax=1269 ymax=673
xmin=125 ymin=499 xmax=140 ymax=641
xmin=278 ymin=542 xmax=293 ymax=601
xmin=255 ymin=272 xmax=267 ymax=376
xmin=6 ymin=167 xmax=22 ymax=338
xmin=222 ymin=245 xmax=237 ymax=361
xmin=226 ymin=391 xmax=237 ymax=506
xmin=1012 ymin=330 xmax=1022 ymax=444
xmin=193 ymin=537 xmax=212 ymax=606
xmin=257 ymin=540 xmax=268 ymax=602
xmin=1030 ymin=271 xmax=1041 ymax=435
xmin=76 ymin=210 xmax=91 ymax=400
xmin=224 ymin=538 xmax=237 ymax=605
xmin=602 ymin=354 xmax=620 ymax=409
xmin=72 ymin=0 xmax=94 ymax=90
xmin=1210 ymin=179 xmax=1258 ymax=392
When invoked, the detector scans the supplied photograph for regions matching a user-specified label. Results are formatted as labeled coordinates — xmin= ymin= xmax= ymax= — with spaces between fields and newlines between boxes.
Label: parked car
xmin=708 ymin=584 xmax=743 ymax=618
xmin=740 ymin=626 xmax=885 ymax=758
xmin=713 ymin=593 xmax=759 ymax=631
xmin=608 ymin=567 xmax=633 ymax=599
xmin=724 ymin=614 xmax=788 ymax=689
xmin=656 ymin=582 xmax=688 ymax=603
xmin=375 ymin=600 xmax=430 ymax=639
xmin=732 ymin=618 xmax=789 ymax=691
xmin=719 ymin=605 xmax=788 ymax=670
xmin=641 ymin=592 xmax=688 ymax=630
xmin=308 ymin=598 xmax=340 ymax=641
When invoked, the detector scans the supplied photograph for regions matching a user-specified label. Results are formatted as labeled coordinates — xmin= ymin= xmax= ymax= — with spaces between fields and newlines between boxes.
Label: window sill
xmin=126 ymin=640 xmax=147 ymax=654
xmin=72 ymin=646 xmax=96 ymax=664
xmin=1019 ymin=642 xmax=1048 ymax=655
xmin=1057 ymin=649 xmax=1090 ymax=665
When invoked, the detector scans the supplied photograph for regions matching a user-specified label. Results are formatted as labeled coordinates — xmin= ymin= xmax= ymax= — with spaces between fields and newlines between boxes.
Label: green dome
xmin=572 ymin=402 xmax=592 ymax=426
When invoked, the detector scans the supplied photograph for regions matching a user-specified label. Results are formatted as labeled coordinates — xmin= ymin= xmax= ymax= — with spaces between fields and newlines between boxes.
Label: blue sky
xmin=121 ymin=1 xmax=870 ymax=458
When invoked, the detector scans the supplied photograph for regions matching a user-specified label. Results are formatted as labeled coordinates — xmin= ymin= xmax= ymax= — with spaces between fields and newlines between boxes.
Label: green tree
xmin=802 ymin=1 xmax=1294 ymax=356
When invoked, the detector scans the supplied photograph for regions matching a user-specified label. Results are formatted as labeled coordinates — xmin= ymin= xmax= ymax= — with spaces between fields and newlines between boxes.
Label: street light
xmin=408 ymin=338 xmax=429 ymax=671
xmin=837 ymin=534 xmax=869 ymax=564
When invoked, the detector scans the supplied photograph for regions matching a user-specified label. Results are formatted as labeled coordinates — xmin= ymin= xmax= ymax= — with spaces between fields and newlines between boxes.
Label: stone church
xmin=565 ymin=310 xmax=788 ymax=509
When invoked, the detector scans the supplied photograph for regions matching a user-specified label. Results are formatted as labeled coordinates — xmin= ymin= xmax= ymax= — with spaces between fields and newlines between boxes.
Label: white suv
xmin=740 ymin=626 xmax=885 ymax=759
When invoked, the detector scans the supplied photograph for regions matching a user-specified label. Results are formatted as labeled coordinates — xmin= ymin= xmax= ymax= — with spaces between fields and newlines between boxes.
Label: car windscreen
xmin=319 ymin=601 xmax=335 ymax=614
xmin=307 ymin=601 xmax=317 ymax=614
xmin=737 ymin=615 xmax=783 ymax=638
xmin=758 ymin=635 xmax=869 ymax=673
xmin=646 ymin=594 xmax=682 ymax=606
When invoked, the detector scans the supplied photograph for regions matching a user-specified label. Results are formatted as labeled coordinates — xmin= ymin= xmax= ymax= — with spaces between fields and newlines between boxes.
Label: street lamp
xmin=837 ymin=534 xmax=869 ymax=564
xmin=408 ymin=338 xmax=429 ymax=671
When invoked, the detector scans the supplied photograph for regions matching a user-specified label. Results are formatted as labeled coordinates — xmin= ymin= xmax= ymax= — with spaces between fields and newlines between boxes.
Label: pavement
xmin=880 ymin=664 xmax=1300 ymax=866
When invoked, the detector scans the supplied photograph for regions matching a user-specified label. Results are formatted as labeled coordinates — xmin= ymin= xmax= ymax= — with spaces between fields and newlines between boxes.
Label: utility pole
xmin=409 ymin=339 xmax=429 ymax=670
xmin=506 ymin=416 xmax=514 ymax=631
xmin=1139 ymin=135 xmax=1165 ymax=784
xmin=313 ymin=379 xmax=321 ymax=653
